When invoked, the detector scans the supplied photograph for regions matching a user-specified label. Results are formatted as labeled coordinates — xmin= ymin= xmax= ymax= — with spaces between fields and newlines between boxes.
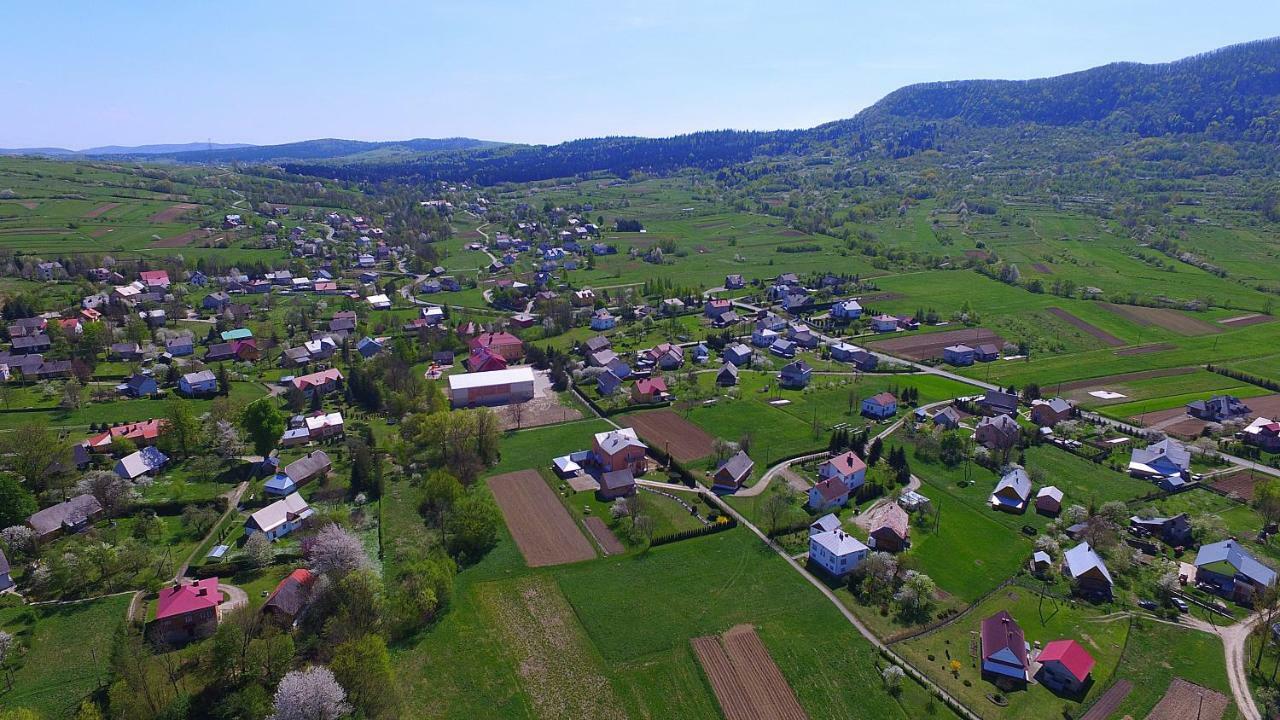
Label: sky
xmin=3 ymin=1 xmax=1279 ymax=149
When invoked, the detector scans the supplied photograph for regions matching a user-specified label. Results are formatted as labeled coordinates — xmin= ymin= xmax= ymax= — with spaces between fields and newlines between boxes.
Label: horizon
xmin=3 ymin=1 xmax=1280 ymax=149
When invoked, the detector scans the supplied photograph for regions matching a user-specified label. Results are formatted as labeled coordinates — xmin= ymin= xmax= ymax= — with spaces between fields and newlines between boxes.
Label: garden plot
xmin=487 ymin=470 xmax=597 ymax=567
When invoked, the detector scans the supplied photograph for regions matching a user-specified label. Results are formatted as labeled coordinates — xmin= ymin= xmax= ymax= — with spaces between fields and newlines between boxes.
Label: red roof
xmin=469 ymin=332 xmax=522 ymax=350
xmin=89 ymin=418 xmax=166 ymax=448
xmin=293 ymin=368 xmax=343 ymax=390
xmin=867 ymin=392 xmax=897 ymax=407
xmin=1037 ymin=639 xmax=1095 ymax=682
xmin=139 ymin=270 xmax=170 ymax=285
xmin=813 ymin=477 xmax=848 ymax=502
xmin=635 ymin=377 xmax=668 ymax=394
xmin=466 ymin=348 xmax=508 ymax=373
xmin=155 ymin=578 xmax=220 ymax=620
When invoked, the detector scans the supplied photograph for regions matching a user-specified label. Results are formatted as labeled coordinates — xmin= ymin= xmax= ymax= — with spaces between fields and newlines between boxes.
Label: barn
xmin=448 ymin=366 xmax=536 ymax=408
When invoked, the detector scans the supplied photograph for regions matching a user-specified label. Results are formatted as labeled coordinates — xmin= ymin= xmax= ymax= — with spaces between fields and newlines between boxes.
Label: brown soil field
xmin=1114 ymin=342 xmax=1177 ymax=356
xmin=964 ymin=249 xmax=991 ymax=260
xmin=621 ymin=410 xmax=716 ymax=462
xmin=858 ymin=291 xmax=905 ymax=303
xmin=486 ymin=470 xmax=596 ymax=567
xmin=88 ymin=227 xmax=115 ymax=238
xmin=83 ymin=202 xmax=120 ymax=218
xmin=583 ymin=517 xmax=625 ymax=555
xmin=868 ymin=327 xmax=1005 ymax=361
xmin=1079 ymin=680 xmax=1131 ymax=720
xmin=476 ymin=576 xmax=625 ymax=720
xmin=1240 ymin=394 xmax=1280 ymax=419
xmin=1145 ymin=678 xmax=1228 ymax=720
xmin=1212 ymin=470 xmax=1267 ymax=502
xmin=1031 ymin=262 xmax=1054 ymax=274
xmin=151 ymin=228 xmax=222 ymax=248
xmin=1055 ymin=367 xmax=1196 ymax=393
xmin=1219 ymin=313 xmax=1274 ymax=327
xmin=495 ymin=395 xmax=583 ymax=431
xmin=1100 ymin=303 xmax=1222 ymax=336
xmin=148 ymin=202 xmax=198 ymax=223
xmin=691 ymin=625 xmax=807 ymax=720
xmin=1046 ymin=307 xmax=1123 ymax=346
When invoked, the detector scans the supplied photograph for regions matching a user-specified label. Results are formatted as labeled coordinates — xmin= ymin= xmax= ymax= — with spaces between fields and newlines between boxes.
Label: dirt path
xmin=173 ymin=480 xmax=249 ymax=580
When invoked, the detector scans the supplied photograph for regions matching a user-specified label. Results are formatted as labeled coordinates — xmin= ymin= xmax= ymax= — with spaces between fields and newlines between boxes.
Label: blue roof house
xmin=265 ymin=473 xmax=298 ymax=496
xmin=590 ymin=309 xmax=616 ymax=331
xmin=1195 ymin=539 xmax=1278 ymax=602
xmin=943 ymin=344 xmax=975 ymax=366
xmin=779 ymin=360 xmax=812 ymax=389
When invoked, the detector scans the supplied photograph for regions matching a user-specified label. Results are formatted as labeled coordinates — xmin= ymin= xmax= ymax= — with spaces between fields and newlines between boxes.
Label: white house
xmin=245 ymin=493 xmax=313 ymax=541
xmin=809 ymin=528 xmax=868 ymax=577
xmin=365 ymin=294 xmax=392 ymax=310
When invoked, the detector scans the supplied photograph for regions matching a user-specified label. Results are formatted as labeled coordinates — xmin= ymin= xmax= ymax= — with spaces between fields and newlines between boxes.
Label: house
xmin=12 ymin=334 xmax=51 ymax=354
xmin=660 ymin=298 xmax=686 ymax=315
xmin=808 ymin=527 xmax=868 ymax=577
xmin=870 ymin=314 xmax=898 ymax=332
xmin=810 ymin=514 xmax=841 ymax=537
xmin=1129 ymin=513 xmax=1193 ymax=546
xmin=1036 ymin=640 xmax=1095 ymax=695
xmin=642 ymin=343 xmax=683 ymax=370
xmin=469 ymin=332 xmax=525 ymax=362
xmin=263 ymin=569 xmax=316 ymax=627
xmin=27 ymin=494 xmax=104 ymax=541
xmin=866 ymin=502 xmax=910 ymax=552
xmin=153 ymin=578 xmax=222 ymax=643
xmin=590 ymin=308 xmax=616 ymax=330
xmin=831 ymin=299 xmax=863 ymax=321
xmin=120 ymin=373 xmax=158 ymax=398
xmin=329 ymin=313 xmax=357 ymax=334
xmin=281 ymin=346 xmax=312 ymax=368
xmin=179 ymin=370 xmax=218 ymax=397
xmin=203 ymin=291 xmax=232 ymax=310
xmin=853 ymin=388 xmax=900 ymax=418
xmin=35 ymin=261 xmax=62 ymax=281
xmin=712 ymin=451 xmax=754 ymax=492
xmin=597 ymin=468 xmax=636 ymax=500
xmin=704 ymin=299 xmax=733 ymax=319
xmin=221 ymin=328 xmax=253 ymax=342
xmin=725 ymin=273 xmax=745 ymax=289
xmin=723 ymin=343 xmax=752 ymax=367
xmin=1035 ymin=486 xmax=1063 ymax=516
xmin=571 ymin=288 xmax=596 ymax=307
xmin=1030 ymin=398 xmax=1074 ymax=427
xmin=204 ymin=340 xmax=258 ymax=363
xmin=1194 ymin=539 xmax=1278 ymax=602
xmin=1128 ymin=439 xmax=1190 ymax=484
xmin=0 ymin=549 xmax=12 ymax=592
xmin=284 ymin=451 xmax=332 ymax=487
xmin=139 ymin=269 xmax=171 ymax=290
xmin=716 ymin=363 xmax=739 ymax=387
xmin=279 ymin=427 xmax=310 ymax=448
xmin=943 ymin=344 xmax=975 ymax=366
xmin=448 ymin=366 xmax=536 ymax=407
xmin=1032 ymin=551 xmax=1053 ymax=573
xmin=466 ymin=347 xmax=508 ymax=373
xmin=597 ymin=369 xmax=624 ymax=396
xmin=819 ymin=451 xmax=868 ymax=491
xmin=588 ymin=349 xmax=619 ymax=368
xmin=245 ymin=493 xmax=313 ymax=541
xmin=304 ymin=412 xmax=345 ymax=441
xmin=787 ymin=323 xmax=818 ymax=347
xmin=365 ymin=294 xmax=392 ymax=310
xmin=108 ymin=342 xmax=143 ymax=361
xmin=593 ymin=428 xmax=648 ymax=474
xmin=1063 ymin=541 xmax=1114 ymax=598
xmin=980 ymin=611 xmax=1030 ymax=684
xmin=752 ymin=326 xmax=779 ymax=347
xmin=779 ymin=360 xmax=812 ymax=389
xmin=631 ymin=377 xmax=669 ymax=404
xmin=86 ymin=418 xmax=166 ymax=451
xmin=166 ymin=335 xmax=194 ymax=357
xmin=1243 ymin=417 xmax=1280 ymax=452
xmin=691 ymin=343 xmax=710 ymax=364
xmin=292 ymin=368 xmax=344 ymax=397
xmin=932 ymin=407 xmax=962 ymax=429
xmin=975 ymin=415 xmax=1020 ymax=451
xmin=115 ymin=446 xmax=169 ymax=480
xmin=974 ymin=343 xmax=1000 ymax=362
xmin=584 ymin=335 xmax=612 ymax=355
xmin=808 ymin=477 xmax=850 ymax=511
xmin=990 ymin=467 xmax=1032 ymax=513
xmin=978 ymin=390 xmax=1020 ymax=417
xmin=1187 ymin=395 xmax=1252 ymax=422
xmin=769 ymin=338 xmax=796 ymax=358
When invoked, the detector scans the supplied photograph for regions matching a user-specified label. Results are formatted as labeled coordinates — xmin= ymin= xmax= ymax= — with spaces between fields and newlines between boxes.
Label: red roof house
xmin=292 ymin=368 xmax=344 ymax=396
xmin=87 ymin=418 xmax=166 ymax=451
xmin=466 ymin=347 xmax=508 ymax=373
xmin=139 ymin=270 xmax=171 ymax=289
xmin=153 ymin=578 xmax=222 ymax=643
xmin=631 ymin=377 xmax=669 ymax=404
xmin=263 ymin=568 xmax=316 ymax=626
xmin=468 ymin=332 xmax=524 ymax=362
xmin=1035 ymin=639 xmax=1095 ymax=694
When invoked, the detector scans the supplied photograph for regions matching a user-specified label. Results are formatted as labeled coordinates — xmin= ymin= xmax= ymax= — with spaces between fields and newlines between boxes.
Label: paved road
xmin=1082 ymin=410 xmax=1280 ymax=480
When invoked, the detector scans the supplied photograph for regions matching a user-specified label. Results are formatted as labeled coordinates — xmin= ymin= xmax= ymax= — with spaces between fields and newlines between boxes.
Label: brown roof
xmin=869 ymin=502 xmax=909 ymax=539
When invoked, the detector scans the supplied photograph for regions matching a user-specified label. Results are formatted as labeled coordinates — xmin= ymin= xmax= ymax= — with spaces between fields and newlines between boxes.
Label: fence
xmin=650 ymin=517 xmax=737 ymax=547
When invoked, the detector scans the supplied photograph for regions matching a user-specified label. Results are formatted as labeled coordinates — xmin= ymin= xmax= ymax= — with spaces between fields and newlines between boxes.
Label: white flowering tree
xmin=270 ymin=666 xmax=351 ymax=720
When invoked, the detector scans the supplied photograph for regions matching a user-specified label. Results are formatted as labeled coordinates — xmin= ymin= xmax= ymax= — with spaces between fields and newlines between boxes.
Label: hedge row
xmin=1207 ymin=363 xmax=1280 ymax=393
xmin=651 ymin=517 xmax=737 ymax=547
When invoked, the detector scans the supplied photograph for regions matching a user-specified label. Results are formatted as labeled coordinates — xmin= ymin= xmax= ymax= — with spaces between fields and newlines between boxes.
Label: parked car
xmin=1171 ymin=597 xmax=1189 ymax=613
xmin=1137 ymin=599 xmax=1158 ymax=610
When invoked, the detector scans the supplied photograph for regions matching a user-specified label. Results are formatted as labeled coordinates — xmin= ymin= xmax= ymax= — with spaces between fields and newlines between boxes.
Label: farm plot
xmin=1219 ymin=313 xmax=1273 ymax=327
xmin=1100 ymin=303 xmax=1221 ymax=336
xmin=82 ymin=201 xmax=120 ymax=218
xmin=1211 ymin=470 xmax=1265 ymax=502
xmin=868 ymin=327 xmax=1005 ymax=361
xmin=691 ymin=625 xmax=807 ymax=720
xmin=583 ymin=517 xmax=626 ymax=556
xmin=1144 ymin=678 xmax=1229 ymax=720
xmin=486 ymin=470 xmax=596 ymax=567
xmin=1114 ymin=342 xmax=1176 ymax=356
xmin=148 ymin=202 xmax=199 ymax=223
xmin=1047 ymin=307 xmax=1123 ymax=346
xmin=1055 ymin=367 xmax=1197 ymax=392
xmin=620 ymin=410 xmax=716 ymax=462
xmin=151 ymin=227 xmax=223 ymax=248
xmin=475 ymin=576 xmax=625 ymax=720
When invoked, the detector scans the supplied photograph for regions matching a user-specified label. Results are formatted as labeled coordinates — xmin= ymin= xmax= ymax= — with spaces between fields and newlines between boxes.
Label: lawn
xmin=897 ymin=585 xmax=1130 ymax=720
xmin=0 ymin=595 xmax=131 ymax=719
xmin=1106 ymin=618 xmax=1236 ymax=719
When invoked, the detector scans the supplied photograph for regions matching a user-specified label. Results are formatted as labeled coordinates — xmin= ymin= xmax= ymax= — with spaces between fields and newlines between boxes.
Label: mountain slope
xmin=156 ymin=137 xmax=502 ymax=163
xmin=0 ymin=142 xmax=253 ymax=157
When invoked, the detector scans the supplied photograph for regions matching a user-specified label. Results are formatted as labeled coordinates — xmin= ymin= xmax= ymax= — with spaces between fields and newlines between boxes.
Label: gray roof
xmin=994 ymin=467 xmax=1031 ymax=500
xmin=28 ymin=494 xmax=103 ymax=536
xmin=600 ymin=468 xmax=635 ymax=491
xmin=183 ymin=369 xmax=217 ymax=385
xmin=284 ymin=451 xmax=331 ymax=483
xmin=0 ymin=547 xmax=9 ymax=575
xmin=1195 ymin=539 xmax=1278 ymax=587
xmin=716 ymin=451 xmax=754 ymax=483
xmin=1131 ymin=439 xmax=1190 ymax=472
xmin=1064 ymin=541 xmax=1113 ymax=585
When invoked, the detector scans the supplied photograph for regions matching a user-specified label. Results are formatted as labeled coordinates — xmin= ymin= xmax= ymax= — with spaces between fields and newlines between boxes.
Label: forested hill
xmin=156 ymin=137 xmax=501 ymax=163
xmin=292 ymin=37 xmax=1280 ymax=184
xmin=839 ymin=37 xmax=1280 ymax=138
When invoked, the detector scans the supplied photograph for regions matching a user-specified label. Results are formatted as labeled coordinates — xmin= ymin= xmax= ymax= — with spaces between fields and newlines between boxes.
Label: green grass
xmin=897 ymin=586 xmax=1129 ymax=720
xmin=1108 ymin=618 xmax=1236 ymax=719
xmin=0 ymin=595 xmax=131 ymax=718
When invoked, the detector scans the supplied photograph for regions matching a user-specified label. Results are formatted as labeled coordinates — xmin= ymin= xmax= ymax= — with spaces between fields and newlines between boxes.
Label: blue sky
xmin=3 ymin=1 xmax=1278 ymax=148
